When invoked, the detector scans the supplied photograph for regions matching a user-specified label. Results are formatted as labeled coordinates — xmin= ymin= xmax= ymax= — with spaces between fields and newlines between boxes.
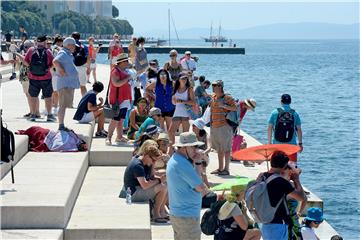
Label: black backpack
xmin=73 ymin=44 xmax=88 ymax=66
xmin=274 ymin=108 xmax=295 ymax=142
xmin=29 ymin=47 xmax=48 ymax=76
xmin=1 ymin=111 xmax=15 ymax=183
xmin=200 ymin=200 xmax=226 ymax=235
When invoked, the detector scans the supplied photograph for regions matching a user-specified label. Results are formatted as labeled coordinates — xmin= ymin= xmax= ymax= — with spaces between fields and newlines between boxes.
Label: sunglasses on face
xmin=180 ymin=77 xmax=188 ymax=81
xmin=314 ymin=221 xmax=323 ymax=224
xmin=212 ymin=84 xmax=221 ymax=88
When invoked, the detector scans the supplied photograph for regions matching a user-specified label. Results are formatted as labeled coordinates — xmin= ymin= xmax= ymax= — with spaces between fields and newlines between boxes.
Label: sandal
xmin=153 ymin=218 xmax=168 ymax=224
xmin=95 ymin=130 xmax=108 ymax=138
xmin=105 ymin=138 xmax=112 ymax=146
xmin=218 ymin=170 xmax=230 ymax=176
xmin=115 ymin=137 xmax=128 ymax=144
xmin=210 ymin=169 xmax=221 ymax=174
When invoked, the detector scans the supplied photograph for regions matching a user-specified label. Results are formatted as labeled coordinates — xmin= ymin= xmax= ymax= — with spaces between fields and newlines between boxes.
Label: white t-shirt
xmin=301 ymin=226 xmax=318 ymax=240
xmin=180 ymin=58 xmax=196 ymax=71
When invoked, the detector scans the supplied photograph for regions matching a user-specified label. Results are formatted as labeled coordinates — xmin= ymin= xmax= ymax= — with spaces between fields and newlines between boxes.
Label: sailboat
xmin=203 ymin=22 xmax=228 ymax=43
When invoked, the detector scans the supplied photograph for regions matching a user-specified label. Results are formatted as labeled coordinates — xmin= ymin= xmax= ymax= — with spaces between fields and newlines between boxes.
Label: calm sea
xmin=99 ymin=39 xmax=360 ymax=239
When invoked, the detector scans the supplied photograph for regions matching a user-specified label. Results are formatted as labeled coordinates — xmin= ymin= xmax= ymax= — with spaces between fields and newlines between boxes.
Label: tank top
xmin=173 ymin=89 xmax=190 ymax=118
xmin=165 ymin=62 xmax=181 ymax=81
xmin=127 ymin=108 xmax=148 ymax=139
xmin=154 ymin=82 xmax=175 ymax=113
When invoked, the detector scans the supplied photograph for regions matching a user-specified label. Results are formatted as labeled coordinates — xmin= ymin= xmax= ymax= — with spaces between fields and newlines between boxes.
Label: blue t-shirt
xmin=166 ymin=152 xmax=203 ymax=218
xmin=135 ymin=117 xmax=159 ymax=139
xmin=268 ymin=104 xmax=301 ymax=145
xmin=73 ymin=90 xmax=97 ymax=121
xmin=54 ymin=48 xmax=80 ymax=90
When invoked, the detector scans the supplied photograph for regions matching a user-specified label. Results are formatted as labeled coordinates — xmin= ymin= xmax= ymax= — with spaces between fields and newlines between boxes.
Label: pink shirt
xmin=24 ymin=47 xmax=54 ymax=80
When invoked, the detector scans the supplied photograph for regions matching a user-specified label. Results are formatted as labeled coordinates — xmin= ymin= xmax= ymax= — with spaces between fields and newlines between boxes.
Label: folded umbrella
xmin=210 ymin=176 xmax=253 ymax=191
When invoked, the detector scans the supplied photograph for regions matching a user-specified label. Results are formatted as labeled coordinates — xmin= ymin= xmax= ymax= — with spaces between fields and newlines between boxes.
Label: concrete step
xmin=0 ymin=152 xmax=88 ymax=228
xmin=65 ymin=166 xmax=151 ymax=240
xmin=89 ymin=137 xmax=134 ymax=166
xmin=0 ymin=229 xmax=63 ymax=240
xmin=1 ymin=134 xmax=28 ymax=180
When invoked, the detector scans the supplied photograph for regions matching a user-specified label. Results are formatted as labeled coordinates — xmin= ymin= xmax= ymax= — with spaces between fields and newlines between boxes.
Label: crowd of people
xmin=1 ymin=29 xmax=342 ymax=240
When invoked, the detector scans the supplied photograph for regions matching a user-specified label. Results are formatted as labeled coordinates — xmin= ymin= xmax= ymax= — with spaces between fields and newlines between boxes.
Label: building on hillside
xmin=33 ymin=0 xmax=112 ymax=20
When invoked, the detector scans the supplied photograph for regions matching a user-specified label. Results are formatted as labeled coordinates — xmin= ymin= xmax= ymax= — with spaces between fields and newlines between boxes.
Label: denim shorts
xmin=260 ymin=223 xmax=288 ymax=240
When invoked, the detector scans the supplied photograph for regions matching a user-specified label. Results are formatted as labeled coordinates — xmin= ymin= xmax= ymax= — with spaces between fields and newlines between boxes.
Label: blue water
xmin=99 ymin=39 xmax=360 ymax=239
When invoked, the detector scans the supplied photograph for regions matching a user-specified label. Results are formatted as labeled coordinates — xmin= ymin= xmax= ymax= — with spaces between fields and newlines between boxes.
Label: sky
xmin=113 ymin=1 xmax=359 ymax=35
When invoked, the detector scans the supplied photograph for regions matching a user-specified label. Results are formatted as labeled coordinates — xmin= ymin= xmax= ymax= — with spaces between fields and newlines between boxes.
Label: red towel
xmin=16 ymin=126 xmax=50 ymax=152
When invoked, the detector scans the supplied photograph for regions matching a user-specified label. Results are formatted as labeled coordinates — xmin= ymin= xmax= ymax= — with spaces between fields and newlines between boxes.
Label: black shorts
xmin=29 ymin=79 xmax=53 ymax=98
xmin=113 ymin=108 xmax=128 ymax=121
xmin=162 ymin=109 xmax=175 ymax=118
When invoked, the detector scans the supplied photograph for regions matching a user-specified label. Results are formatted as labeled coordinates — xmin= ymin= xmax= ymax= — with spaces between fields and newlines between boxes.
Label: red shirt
xmin=109 ymin=67 xmax=132 ymax=105
xmin=111 ymin=46 xmax=123 ymax=57
xmin=239 ymin=101 xmax=248 ymax=123
xmin=24 ymin=47 xmax=54 ymax=80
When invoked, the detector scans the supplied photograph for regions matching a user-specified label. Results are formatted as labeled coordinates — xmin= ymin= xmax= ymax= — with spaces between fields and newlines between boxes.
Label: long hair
xmin=173 ymin=77 xmax=190 ymax=95
xmin=156 ymin=69 xmax=171 ymax=87
xmin=136 ymin=37 xmax=145 ymax=46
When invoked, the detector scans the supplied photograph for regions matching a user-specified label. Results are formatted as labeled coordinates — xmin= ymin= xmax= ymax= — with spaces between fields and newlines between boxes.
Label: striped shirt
xmin=210 ymin=93 xmax=236 ymax=128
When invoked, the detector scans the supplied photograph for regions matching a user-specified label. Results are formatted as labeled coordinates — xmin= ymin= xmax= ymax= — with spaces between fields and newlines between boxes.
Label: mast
xmin=168 ymin=8 xmax=171 ymax=46
xmin=218 ymin=21 xmax=221 ymax=39
xmin=209 ymin=21 xmax=213 ymax=39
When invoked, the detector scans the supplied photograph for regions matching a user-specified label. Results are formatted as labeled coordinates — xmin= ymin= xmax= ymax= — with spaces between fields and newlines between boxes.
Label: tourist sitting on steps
xmin=73 ymin=82 xmax=107 ymax=137
xmin=127 ymin=97 xmax=149 ymax=140
xmin=214 ymin=185 xmax=261 ymax=240
xmin=120 ymin=143 xmax=168 ymax=223
xmin=135 ymin=107 xmax=162 ymax=139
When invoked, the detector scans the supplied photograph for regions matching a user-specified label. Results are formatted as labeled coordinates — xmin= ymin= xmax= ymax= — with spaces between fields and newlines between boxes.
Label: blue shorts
xmin=260 ymin=223 xmax=288 ymax=240
xmin=113 ymin=108 xmax=128 ymax=121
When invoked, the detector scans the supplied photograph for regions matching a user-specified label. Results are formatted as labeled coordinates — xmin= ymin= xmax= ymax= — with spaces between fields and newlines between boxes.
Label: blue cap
xmin=305 ymin=207 xmax=324 ymax=222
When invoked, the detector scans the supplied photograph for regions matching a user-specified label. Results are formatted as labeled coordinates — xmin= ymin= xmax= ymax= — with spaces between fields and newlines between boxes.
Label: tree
xmin=112 ymin=5 xmax=119 ymax=18
xmin=58 ymin=19 xmax=76 ymax=35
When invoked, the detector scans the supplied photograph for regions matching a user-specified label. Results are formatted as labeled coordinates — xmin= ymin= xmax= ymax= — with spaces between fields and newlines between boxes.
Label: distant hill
xmin=141 ymin=22 xmax=359 ymax=39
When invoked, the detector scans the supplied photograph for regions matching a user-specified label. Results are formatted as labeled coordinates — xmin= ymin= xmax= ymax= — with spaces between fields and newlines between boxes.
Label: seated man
xmin=120 ymin=144 xmax=168 ymax=223
xmin=73 ymin=82 xmax=107 ymax=137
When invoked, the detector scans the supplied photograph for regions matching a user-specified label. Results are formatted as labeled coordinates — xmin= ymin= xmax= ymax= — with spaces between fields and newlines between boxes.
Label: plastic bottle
xmin=126 ymin=187 xmax=132 ymax=205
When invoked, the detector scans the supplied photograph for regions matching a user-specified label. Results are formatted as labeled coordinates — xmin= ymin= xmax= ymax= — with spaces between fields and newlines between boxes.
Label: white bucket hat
xmin=244 ymin=98 xmax=256 ymax=111
xmin=173 ymin=132 xmax=204 ymax=147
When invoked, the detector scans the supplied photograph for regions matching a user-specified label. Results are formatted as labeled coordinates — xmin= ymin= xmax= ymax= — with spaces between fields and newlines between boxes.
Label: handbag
xmin=103 ymin=74 xmax=120 ymax=119
xmin=232 ymin=128 xmax=247 ymax=152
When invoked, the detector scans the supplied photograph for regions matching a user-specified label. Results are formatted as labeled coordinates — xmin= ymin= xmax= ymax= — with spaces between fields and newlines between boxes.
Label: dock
xmin=0 ymin=64 xmax=338 ymax=239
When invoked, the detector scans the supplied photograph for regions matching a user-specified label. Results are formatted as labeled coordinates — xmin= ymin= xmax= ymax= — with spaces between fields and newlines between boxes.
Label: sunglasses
xmin=212 ymin=84 xmax=221 ymax=87
xmin=314 ymin=221 xmax=323 ymax=224
xmin=180 ymin=77 xmax=188 ymax=81
xmin=156 ymin=114 xmax=161 ymax=117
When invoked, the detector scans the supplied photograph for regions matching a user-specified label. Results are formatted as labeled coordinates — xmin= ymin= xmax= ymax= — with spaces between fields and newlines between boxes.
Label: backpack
xmin=201 ymin=200 xmax=226 ymax=235
xmin=226 ymin=100 xmax=240 ymax=128
xmin=1 ymin=110 xmax=15 ymax=183
xmin=29 ymin=47 xmax=48 ymax=76
xmin=245 ymin=173 xmax=288 ymax=223
xmin=274 ymin=108 xmax=295 ymax=142
xmin=73 ymin=43 xmax=88 ymax=66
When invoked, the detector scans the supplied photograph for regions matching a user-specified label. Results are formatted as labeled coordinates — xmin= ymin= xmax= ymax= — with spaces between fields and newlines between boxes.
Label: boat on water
xmin=202 ymin=22 xmax=228 ymax=43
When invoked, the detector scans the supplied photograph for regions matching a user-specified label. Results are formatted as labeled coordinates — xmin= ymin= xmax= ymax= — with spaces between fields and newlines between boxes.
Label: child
xmin=301 ymin=207 xmax=324 ymax=240
xmin=73 ymin=82 xmax=107 ymax=137
xmin=135 ymin=107 xmax=162 ymax=139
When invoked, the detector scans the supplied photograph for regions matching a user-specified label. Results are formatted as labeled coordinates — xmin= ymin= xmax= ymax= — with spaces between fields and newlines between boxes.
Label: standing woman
xmin=110 ymin=39 xmax=123 ymax=68
xmin=134 ymin=37 xmax=148 ymax=75
xmin=87 ymin=36 xmax=101 ymax=83
xmin=168 ymin=73 xmax=196 ymax=147
xmin=51 ymin=36 xmax=63 ymax=116
xmin=163 ymin=49 xmax=182 ymax=82
xmin=146 ymin=69 xmax=175 ymax=131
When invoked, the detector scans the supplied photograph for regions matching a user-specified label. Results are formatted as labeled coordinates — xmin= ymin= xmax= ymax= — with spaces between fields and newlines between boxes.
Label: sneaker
xmin=58 ymin=125 xmax=71 ymax=131
xmin=9 ymin=73 xmax=16 ymax=80
xmin=28 ymin=114 xmax=37 ymax=121
xmin=95 ymin=130 xmax=108 ymax=138
xmin=47 ymin=114 xmax=57 ymax=122
xmin=105 ymin=138 xmax=112 ymax=146
xmin=23 ymin=113 xmax=31 ymax=118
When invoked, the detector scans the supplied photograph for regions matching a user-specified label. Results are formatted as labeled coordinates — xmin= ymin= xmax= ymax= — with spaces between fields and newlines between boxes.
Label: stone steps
xmin=0 ymin=229 xmax=63 ymax=240
xmin=65 ymin=167 xmax=151 ymax=240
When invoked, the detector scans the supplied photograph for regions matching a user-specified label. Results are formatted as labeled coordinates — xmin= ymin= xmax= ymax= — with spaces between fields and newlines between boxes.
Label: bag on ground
xmin=274 ymin=108 xmax=295 ymax=142
xmin=201 ymin=200 xmax=226 ymax=235
xmin=245 ymin=173 xmax=287 ymax=223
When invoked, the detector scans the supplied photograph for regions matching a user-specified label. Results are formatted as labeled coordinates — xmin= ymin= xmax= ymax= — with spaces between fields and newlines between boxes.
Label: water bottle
xmin=126 ymin=187 xmax=132 ymax=205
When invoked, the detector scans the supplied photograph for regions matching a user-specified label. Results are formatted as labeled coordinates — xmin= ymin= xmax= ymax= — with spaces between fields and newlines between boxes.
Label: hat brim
xmin=112 ymin=58 xmax=129 ymax=65
xmin=304 ymin=216 xmax=325 ymax=222
xmin=173 ymin=141 xmax=205 ymax=147
xmin=244 ymin=100 xmax=255 ymax=112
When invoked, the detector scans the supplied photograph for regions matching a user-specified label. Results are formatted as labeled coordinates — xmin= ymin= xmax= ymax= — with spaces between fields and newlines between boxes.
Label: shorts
xmin=58 ymin=87 xmax=74 ymax=108
xmin=260 ymin=223 xmax=288 ymax=240
xmin=113 ymin=108 xmax=128 ymax=121
xmin=79 ymin=111 xmax=95 ymax=123
xmin=21 ymin=80 xmax=29 ymax=94
xmin=52 ymin=75 xmax=58 ymax=91
xmin=162 ymin=109 xmax=175 ymax=118
xmin=131 ymin=186 xmax=157 ymax=202
xmin=29 ymin=79 xmax=53 ymax=98
xmin=170 ymin=216 xmax=201 ymax=240
xmin=76 ymin=65 xmax=87 ymax=86
xmin=90 ymin=63 xmax=96 ymax=70
xmin=172 ymin=116 xmax=189 ymax=121
xmin=211 ymin=124 xmax=233 ymax=152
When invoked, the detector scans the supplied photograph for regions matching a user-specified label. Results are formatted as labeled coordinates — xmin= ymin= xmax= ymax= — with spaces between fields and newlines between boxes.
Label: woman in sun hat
xmin=301 ymin=207 xmax=324 ymax=240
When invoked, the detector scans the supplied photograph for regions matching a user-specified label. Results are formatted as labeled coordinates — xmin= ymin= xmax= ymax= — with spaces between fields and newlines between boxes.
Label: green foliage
xmin=112 ymin=5 xmax=119 ymax=18
xmin=1 ymin=0 xmax=133 ymax=37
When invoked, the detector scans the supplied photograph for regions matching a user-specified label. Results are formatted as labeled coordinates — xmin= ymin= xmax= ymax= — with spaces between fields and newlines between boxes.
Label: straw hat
xmin=173 ymin=132 xmax=204 ymax=147
xmin=112 ymin=53 xmax=129 ymax=65
xmin=244 ymin=98 xmax=256 ymax=111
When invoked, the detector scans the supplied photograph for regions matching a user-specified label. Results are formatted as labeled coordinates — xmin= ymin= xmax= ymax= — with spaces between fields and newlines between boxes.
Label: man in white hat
xmin=53 ymin=37 xmax=80 ymax=131
xmin=180 ymin=50 xmax=196 ymax=73
xmin=167 ymin=132 xmax=211 ymax=240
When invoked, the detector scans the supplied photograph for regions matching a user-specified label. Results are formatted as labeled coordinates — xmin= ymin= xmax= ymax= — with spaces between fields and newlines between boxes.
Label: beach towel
xmin=17 ymin=126 xmax=50 ymax=152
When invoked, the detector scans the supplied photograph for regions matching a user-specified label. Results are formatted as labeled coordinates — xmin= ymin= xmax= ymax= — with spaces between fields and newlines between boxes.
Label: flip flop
xmin=210 ymin=169 xmax=221 ymax=174
xmin=218 ymin=170 xmax=230 ymax=176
